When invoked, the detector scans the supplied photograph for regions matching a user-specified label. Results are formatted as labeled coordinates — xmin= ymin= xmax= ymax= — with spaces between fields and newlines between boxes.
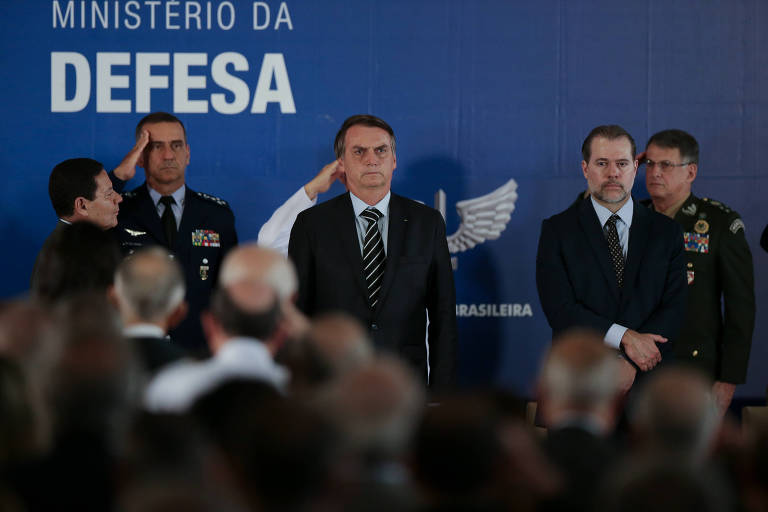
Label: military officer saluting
xmin=116 ymin=112 xmax=238 ymax=355
xmin=642 ymin=129 xmax=755 ymax=415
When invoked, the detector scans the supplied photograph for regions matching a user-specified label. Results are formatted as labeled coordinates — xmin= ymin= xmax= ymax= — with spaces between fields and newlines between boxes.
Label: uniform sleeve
xmin=257 ymin=187 xmax=316 ymax=256
xmin=108 ymin=170 xmax=127 ymax=193
xmin=718 ymin=214 xmax=755 ymax=383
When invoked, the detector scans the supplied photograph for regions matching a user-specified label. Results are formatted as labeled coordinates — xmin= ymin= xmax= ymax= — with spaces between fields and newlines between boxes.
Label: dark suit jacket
xmin=129 ymin=335 xmax=188 ymax=374
xmin=116 ymin=183 xmax=237 ymax=354
xmin=288 ymin=192 xmax=457 ymax=390
xmin=543 ymin=425 xmax=618 ymax=512
xmin=30 ymin=220 xmax=68 ymax=292
xmin=536 ymin=197 xmax=687 ymax=364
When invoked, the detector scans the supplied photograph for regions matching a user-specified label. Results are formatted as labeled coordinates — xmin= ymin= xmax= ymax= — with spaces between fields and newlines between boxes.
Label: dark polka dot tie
xmin=604 ymin=214 xmax=624 ymax=288
xmin=360 ymin=208 xmax=385 ymax=308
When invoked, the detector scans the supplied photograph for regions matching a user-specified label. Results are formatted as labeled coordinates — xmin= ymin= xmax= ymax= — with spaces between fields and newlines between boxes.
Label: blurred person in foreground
xmin=113 ymin=246 xmax=189 ymax=372
xmin=144 ymin=245 xmax=299 ymax=413
xmin=537 ymin=329 xmax=623 ymax=512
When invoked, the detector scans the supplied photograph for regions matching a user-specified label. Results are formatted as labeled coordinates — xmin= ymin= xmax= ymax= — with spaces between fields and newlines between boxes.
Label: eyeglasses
xmin=643 ymin=159 xmax=691 ymax=171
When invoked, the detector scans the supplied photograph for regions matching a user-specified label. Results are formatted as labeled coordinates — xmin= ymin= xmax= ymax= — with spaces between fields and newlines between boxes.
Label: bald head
xmin=219 ymin=244 xmax=297 ymax=301
xmin=114 ymin=247 xmax=185 ymax=324
xmin=210 ymin=279 xmax=280 ymax=342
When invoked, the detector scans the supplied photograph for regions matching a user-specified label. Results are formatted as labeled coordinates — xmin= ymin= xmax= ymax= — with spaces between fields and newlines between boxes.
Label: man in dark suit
xmin=536 ymin=125 xmax=687 ymax=392
xmin=642 ymin=129 xmax=754 ymax=414
xmin=288 ymin=115 xmax=457 ymax=390
xmin=113 ymin=246 xmax=188 ymax=373
xmin=116 ymin=112 xmax=238 ymax=354
xmin=31 ymin=158 xmax=124 ymax=289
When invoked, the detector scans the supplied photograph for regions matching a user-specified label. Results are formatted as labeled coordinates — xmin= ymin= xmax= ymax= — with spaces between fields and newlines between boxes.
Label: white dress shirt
xmin=589 ymin=196 xmax=634 ymax=349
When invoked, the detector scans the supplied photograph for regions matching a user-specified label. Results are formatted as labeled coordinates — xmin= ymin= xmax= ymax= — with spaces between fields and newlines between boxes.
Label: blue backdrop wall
xmin=2 ymin=0 xmax=767 ymax=398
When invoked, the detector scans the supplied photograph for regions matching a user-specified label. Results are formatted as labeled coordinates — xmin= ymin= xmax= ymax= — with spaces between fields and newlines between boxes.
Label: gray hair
xmin=114 ymin=247 xmax=185 ymax=322
xmin=539 ymin=329 xmax=621 ymax=408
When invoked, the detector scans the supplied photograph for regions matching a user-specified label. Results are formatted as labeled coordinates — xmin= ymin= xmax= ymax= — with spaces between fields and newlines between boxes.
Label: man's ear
xmin=73 ymin=196 xmax=88 ymax=216
xmin=687 ymin=163 xmax=698 ymax=183
xmin=581 ymin=160 xmax=589 ymax=179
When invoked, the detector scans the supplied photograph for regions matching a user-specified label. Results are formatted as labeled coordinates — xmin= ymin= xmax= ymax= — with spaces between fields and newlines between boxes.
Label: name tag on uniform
xmin=683 ymin=232 xmax=709 ymax=254
xmin=192 ymin=229 xmax=220 ymax=247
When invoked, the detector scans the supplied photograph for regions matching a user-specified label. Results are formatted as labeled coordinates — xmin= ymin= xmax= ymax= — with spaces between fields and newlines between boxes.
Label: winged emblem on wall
xmin=435 ymin=178 xmax=518 ymax=254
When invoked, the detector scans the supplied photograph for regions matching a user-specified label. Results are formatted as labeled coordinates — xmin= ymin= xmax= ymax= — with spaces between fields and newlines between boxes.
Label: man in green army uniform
xmin=642 ymin=129 xmax=755 ymax=415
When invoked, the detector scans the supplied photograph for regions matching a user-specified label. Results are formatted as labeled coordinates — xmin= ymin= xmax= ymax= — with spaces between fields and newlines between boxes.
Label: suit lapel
xmin=375 ymin=194 xmax=406 ymax=314
xmin=337 ymin=194 xmax=369 ymax=300
xmin=578 ymin=198 xmax=621 ymax=300
xmin=623 ymin=200 xmax=650 ymax=300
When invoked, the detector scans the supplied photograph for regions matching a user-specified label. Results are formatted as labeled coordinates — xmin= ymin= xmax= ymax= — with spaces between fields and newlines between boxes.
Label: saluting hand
xmin=112 ymin=129 xmax=150 ymax=181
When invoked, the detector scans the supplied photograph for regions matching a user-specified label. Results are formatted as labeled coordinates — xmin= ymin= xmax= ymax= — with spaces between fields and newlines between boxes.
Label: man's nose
xmin=162 ymin=145 xmax=175 ymax=159
xmin=363 ymin=149 xmax=377 ymax=165
xmin=115 ymin=193 xmax=123 ymax=204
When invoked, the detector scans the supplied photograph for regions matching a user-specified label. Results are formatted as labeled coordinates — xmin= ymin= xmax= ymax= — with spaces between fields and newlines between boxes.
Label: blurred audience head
xmin=598 ymin=457 xmax=731 ymax=512
xmin=219 ymin=243 xmax=308 ymax=338
xmin=629 ymin=366 xmax=719 ymax=462
xmin=316 ymin=356 xmax=424 ymax=462
xmin=0 ymin=357 xmax=49 ymax=465
xmin=411 ymin=392 xmax=558 ymax=511
xmin=49 ymin=293 xmax=139 ymax=443
xmin=204 ymin=280 xmax=281 ymax=354
xmin=32 ymin=222 xmax=122 ymax=304
xmin=113 ymin=246 xmax=187 ymax=330
xmin=276 ymin=312 xmax=373 ymax=394
xmin=537 ymin=328 xmax=622 ymax=433
xmin=119 ymin=412 xmax=248 ymax=512
xmin=308 ymin=312 xmax=373 ymax=375
xmin=192 ymin=380 xmax=336 ymax=511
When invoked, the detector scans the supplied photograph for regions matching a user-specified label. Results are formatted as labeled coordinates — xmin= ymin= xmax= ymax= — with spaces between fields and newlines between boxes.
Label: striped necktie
xmin=360 ymin=207 xmax=385 ymax=308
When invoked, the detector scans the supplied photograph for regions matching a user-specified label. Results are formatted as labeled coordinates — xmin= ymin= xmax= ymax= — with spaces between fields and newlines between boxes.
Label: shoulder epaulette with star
xmin=195 ymin=191 xmax=230 ymax=208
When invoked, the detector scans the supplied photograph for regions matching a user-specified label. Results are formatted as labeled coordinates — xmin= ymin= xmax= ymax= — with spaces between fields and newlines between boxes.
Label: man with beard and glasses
xmin=536 ymin=125 xmax=687 ymax=393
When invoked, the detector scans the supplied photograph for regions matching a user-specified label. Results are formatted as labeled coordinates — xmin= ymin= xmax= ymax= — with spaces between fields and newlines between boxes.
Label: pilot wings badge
xmin=124 ymin=228 xmax=147 ymax=237
xmin=435 ymin=179 xmax=518 ymax=260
